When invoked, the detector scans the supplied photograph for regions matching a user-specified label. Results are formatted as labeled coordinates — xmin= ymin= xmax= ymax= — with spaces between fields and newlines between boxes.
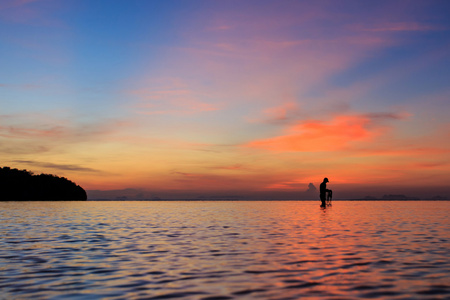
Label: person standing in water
xmin=320 ymin=177 xmax=331 ymax=207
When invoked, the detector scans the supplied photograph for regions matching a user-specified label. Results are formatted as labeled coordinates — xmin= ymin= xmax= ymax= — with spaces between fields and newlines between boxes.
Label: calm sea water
xmin=0 ymin=201 xmax=449 ymax=299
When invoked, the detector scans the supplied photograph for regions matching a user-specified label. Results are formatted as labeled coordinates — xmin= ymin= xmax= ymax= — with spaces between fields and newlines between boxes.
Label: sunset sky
xmin=1 ymin=0 xmax=450 ymax=199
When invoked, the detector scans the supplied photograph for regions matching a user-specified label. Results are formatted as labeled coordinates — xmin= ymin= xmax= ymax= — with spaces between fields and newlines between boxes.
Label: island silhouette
xmin=0 ymin=166 xmax=87 ymax=200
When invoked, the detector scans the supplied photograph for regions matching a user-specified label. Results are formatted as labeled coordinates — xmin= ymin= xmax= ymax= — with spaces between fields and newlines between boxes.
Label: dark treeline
xmin=0 ymin=167 xmax=87 ymax=200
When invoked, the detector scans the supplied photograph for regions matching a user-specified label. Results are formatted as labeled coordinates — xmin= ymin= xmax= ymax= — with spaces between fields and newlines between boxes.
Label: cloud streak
xmin=12 ymin=160 xmax=100 ymax=173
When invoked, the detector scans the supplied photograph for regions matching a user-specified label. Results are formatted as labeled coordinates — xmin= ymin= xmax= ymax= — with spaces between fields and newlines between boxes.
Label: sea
xmin=0 ymin=201 xmax=449 ymax=300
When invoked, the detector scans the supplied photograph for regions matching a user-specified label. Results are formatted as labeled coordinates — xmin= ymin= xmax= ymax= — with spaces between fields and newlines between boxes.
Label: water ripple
xmin=0 ymin=201 xmax=449 ymax=299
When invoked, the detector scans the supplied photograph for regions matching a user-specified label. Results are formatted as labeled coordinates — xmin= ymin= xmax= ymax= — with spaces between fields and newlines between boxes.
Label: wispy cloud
xmin=12 ymin=160 xmax=100 ymax=173
xmin=356 ymin=22 xmax=445 ymax=32
xmin=0 ymin=124 xmax=65 ymax=139
xmin=0 ymin=0 xmax=49 ymax=24
xmin=209 ymin=164 xmax=247 ymax=171
xmin=264 ymin=179 xmax=308 ymax=190
xmin=0 ymin=0 xmax=39 ymax=11
xmin=248 ymin=101 xmax=302 ymax=124
xmin=171 ymin=171 xmax=197 ymax=177
xmin=0 ymin=0 xmax=68 ymax=28
xmin=0 ymin=143 xmax=49 ymax=155
xmin=350 ymin=146 xmax=450 ymax=158
xmin=128 ymin=77 xmax=220 ymax=115
xmin=0 ymin=113 xmax=131 ymax=142
xmin=168 ymin=170 xmax=268 ymax=192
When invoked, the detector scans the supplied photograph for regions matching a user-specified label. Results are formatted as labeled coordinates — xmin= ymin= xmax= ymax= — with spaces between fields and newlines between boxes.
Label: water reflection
xmin=0 ymin=201 xmax=449 ymax=299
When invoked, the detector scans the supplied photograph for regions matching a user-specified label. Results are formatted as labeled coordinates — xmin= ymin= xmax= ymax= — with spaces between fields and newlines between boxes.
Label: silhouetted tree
xmin=0 ymin=167 xmax=87 ymax=200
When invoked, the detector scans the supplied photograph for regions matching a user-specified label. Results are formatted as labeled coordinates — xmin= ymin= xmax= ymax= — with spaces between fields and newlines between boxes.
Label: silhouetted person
xmin=320 ymin=177 xmax=331 ymax=207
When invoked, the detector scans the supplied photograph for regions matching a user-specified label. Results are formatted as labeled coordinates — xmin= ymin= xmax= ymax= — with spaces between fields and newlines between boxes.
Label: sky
xmin=1 ymin=0 xmax=450 ymax=199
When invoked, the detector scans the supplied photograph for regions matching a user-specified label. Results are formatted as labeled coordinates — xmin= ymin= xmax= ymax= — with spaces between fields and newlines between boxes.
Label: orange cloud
xmin=246 ymin=115 xmax=384 ymax=152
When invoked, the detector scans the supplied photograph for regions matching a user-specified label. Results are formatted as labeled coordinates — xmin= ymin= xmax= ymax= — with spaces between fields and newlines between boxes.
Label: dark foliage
xmin=0 ymin=167 xmax=87 ymax=200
